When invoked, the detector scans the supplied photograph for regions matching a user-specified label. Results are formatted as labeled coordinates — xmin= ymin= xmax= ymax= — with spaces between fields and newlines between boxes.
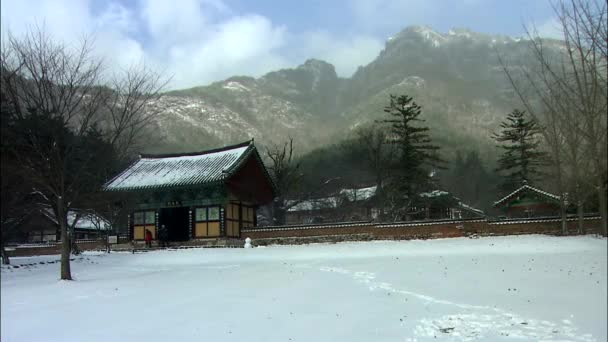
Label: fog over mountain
xmin=145 ymin=25 xmax=562 ymax=160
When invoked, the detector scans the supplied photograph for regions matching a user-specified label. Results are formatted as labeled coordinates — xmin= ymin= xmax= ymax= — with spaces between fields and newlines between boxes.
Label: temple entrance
xmin=160 ymin=207 xmax=190 ymax=241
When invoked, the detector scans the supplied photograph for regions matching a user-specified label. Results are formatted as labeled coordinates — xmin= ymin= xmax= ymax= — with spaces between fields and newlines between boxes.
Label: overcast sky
xmin=1 ymin=0 xmax=560 ymax=89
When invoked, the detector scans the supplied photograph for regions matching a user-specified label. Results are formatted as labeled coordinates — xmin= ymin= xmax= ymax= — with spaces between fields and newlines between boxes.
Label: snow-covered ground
xmin=1 ymin=235 xmax=606 ymax=342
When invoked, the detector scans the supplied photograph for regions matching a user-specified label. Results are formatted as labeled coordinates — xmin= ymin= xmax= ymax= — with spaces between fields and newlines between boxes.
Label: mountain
xmin=143 ymin=25 xmax=560 ymax=160
xmin=145 ymin=60 xmax=345 ymax=153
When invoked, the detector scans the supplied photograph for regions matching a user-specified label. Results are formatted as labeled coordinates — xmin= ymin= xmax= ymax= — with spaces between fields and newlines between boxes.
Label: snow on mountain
xmin=222 ymin=81 xmax=251 ymax=92
xmin=398 ymin=76 xmax=426 ymax=88
xmin=139 ymin=25 xmax=565 ymax=157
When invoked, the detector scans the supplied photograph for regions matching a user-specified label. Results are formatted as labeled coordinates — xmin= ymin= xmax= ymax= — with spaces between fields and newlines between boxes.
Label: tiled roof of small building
xmin=104 ymin=141 xmax=255 ymax=191
xmin=493 ymin=184 xmax=560 ymax=207
xmin=287 ymin=186 xmax=377 ymax=212
xmin=42 ymin=208 xmax=110 ymax=230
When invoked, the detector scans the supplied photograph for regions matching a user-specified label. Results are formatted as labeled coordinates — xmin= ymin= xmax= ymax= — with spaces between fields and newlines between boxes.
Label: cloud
xmin=350 ymin=0 xmax=434 ymax=34
xmin=1 ymin=0 xmax=145 ymax=72
xmin=165 ymin=14 xmax=291 ymax=88
xmin=0 ymin=0 xmax=387 ymax=89
xmin=299 ymin=31 xmax=384 ymax=76
xmin=535 ymin=17 xmax=563 ymax=40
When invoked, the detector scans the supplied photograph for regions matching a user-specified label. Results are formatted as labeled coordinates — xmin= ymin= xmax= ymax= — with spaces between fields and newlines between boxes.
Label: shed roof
xmin=493 ymin=184 xmax=560 ymax=207
xmin=104 ymin=141 xmax=256 ymax=191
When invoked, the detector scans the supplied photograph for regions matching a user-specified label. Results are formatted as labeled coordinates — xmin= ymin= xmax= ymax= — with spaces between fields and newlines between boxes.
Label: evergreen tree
xmin=492 ymin=109 xmax=546 ymax=192
xmin=380 ymin=94 xmax=442 ymax=199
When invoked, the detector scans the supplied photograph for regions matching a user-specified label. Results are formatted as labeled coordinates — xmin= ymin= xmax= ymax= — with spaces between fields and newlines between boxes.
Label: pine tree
xmin=380 ymin=94 xmax=442 ymax=199
xmin=492 ymin=109 xmax=546 ymax=192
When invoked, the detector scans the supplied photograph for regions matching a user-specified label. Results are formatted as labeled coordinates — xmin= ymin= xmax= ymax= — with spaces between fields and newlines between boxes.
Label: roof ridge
xmin=139 ymin=140 xmax=252 ymax=159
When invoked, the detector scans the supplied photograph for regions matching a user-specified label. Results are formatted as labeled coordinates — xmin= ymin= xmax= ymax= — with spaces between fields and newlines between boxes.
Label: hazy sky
xmin=1 ymin=0 xmax=560 ymax=89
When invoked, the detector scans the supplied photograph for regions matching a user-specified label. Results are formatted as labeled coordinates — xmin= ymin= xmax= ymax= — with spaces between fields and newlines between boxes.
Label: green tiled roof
xmin=104 ymin=141 xmax=256 ymax=191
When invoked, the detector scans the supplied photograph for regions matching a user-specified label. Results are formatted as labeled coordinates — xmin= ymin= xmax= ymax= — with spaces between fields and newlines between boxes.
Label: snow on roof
xmin=420 ymin=190 xmax=450 ymax=198
xmin=419 ymin=190 xmax=485 ymax=216
xmin=339 ymin=186 xmax=377 ymax=201
xmin=493 ymin=184 xmax=560 ymax=207
xmin=69 ymin=212 xmax=110 ymax=230
xmin=104 ymin=141 xmax=253 ymax=191
xmin=287 ymin=197 xmax=340 ymax=212
xmin=288 ymin=186 xmax=377 ymax=212
xmin=43 ymin=209 xmax=110 ymax=231
xmin=457 ymin=201 xmax=485 ymax=216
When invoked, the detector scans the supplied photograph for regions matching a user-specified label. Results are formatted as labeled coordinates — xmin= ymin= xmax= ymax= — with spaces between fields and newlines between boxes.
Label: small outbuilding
xmin=286 ymin=185 xmax=378 ymax=224
xmin=104 ymin=140 xmax=275 ymax=242
xmin=15 ymin=208 xmax=109 ymax=243
xmin=493 ymin=183 xmax=561 ymax=218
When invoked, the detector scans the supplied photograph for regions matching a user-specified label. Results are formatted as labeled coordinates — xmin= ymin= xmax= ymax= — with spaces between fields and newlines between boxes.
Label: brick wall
xmin=242 ymin=220 xmax=467 ymax=245
xmin=467 ymin=217 xmax=602 ymax=236
xmin=242 ymin=217 xmax=602 ymax=245
xmin=8 ymin=218 xmax=601 ymax=254
xmin=6 ymin=241 xmax=107 ymax=257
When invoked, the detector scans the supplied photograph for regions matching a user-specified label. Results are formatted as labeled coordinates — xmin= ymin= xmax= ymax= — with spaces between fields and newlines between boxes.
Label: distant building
xmin=412 ymin=190 xmax=485 ymax=221
xmin=286 ymin=186 xmax=378 ymax=224
xmin=104 ymin=140 xmax=275 ymax=242
xmin=493 ymin=183 xmax=561 ymax=218
xmin=285 ymin=186 xmax=484 ymax=224
xmin=16 ymin=209 xmax=109 ymax=243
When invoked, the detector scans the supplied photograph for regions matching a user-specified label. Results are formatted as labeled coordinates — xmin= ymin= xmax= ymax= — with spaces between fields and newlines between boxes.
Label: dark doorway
xmin=160 ymin=207 xmax=190 ymax=241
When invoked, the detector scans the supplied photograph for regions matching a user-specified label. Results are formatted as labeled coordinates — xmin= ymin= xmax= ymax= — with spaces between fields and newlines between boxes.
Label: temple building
xmin=104 ymin=140 xmax=275 ymax=242
xmin=493 ymin=183 xmax=561 ymax=218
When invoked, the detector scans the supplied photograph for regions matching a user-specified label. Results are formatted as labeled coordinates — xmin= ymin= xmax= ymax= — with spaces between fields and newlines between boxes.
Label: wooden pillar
xmin=239 ymin=201 xmax=243 ymax=232
xmin=155 ymin=211 xmax=159 ymax=241
xmin=220 ymin=207 xmax=226 ymax=237
xmin=254 ymin=205 xmax=257 ymax=227
xmin=188 ymin=209 xmax=193 ymax=239
xmin=127 ymin=214 xmax=132 ymax=240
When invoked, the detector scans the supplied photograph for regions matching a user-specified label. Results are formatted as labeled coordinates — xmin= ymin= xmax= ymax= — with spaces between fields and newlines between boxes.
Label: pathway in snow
xmin=320 ymin=266 xmax=597 ymax=342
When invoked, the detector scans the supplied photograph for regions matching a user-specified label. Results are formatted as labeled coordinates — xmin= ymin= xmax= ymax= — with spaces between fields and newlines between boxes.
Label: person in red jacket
xmin=144 ymin=229 xmax=152 ymax=248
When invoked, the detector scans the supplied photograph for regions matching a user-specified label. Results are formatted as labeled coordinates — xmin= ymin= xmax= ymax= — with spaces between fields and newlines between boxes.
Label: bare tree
xmin=1 ymin=28 xmax=167 ymax=279
xmin=351 ymin=124 xmax=396 ymax=195
xmin=349 ymin=123 xmax=397 ymax=220
xmin=498 ymin=0 xmax=607 ymax=235
xmin=103 ymin=65 xmax=169 ymax=160
xmin=265 ymin=138 xmax=303 ymax=225
xmin=92 ymin=192 xmax=137 ymax=252
xmin=0 ymin=163 xmax=33 ymax=265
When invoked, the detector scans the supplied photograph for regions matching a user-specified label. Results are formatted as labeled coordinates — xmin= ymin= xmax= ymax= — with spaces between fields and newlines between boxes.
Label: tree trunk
xmin=597 ymin=180 xmax=608 ymax=236
xmin=273 ymin=199 xmax=286 ymax=225
xmin=553 ymin=153 xmax=568 ymax=236
xmin=1 ymin=244 xmax=9 ymax=265
xmin=58 ymin=198 xmax=72 ymax=280
xmin=106 ymin=232 xmax=111 ymax=253
xmin=560 ymin=200 xmax=568 ymax=235
xmin=577 ymin=199 xmax=584 ymax=235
